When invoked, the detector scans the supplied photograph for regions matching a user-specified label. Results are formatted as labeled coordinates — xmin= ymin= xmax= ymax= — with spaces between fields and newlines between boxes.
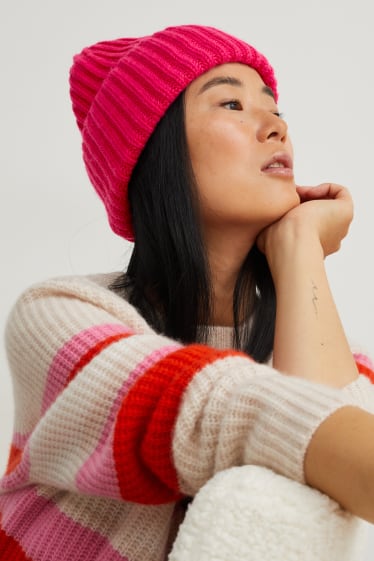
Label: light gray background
xmin=1 ymin=0 xmax=374 ymax=556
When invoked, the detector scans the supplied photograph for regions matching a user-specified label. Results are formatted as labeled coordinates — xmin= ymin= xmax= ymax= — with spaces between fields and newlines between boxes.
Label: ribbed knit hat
xmin=69 ymin=24 xmax=278 ymax=241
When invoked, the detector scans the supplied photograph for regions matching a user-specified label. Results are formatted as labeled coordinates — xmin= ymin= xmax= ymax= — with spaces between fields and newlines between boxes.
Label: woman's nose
xmin=257 ymin=113 xmax=288 ymax=143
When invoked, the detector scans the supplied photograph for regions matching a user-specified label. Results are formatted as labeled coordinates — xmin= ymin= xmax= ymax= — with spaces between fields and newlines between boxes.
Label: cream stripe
xmin=28 ymin=334 xmax=180 ymax=490
xmin=36 ymin=485 xmax=174 ymax=560
xmin=173 ymin=354 xmax=350 ymax=494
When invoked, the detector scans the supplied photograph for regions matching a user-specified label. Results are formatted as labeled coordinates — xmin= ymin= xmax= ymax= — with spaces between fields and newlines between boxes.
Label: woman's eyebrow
xmin=197 ymin=76 xmax=243 ymax=95
xmin=262 ymin=85 xmax=275 ymax=100
xmin=197 ymin=77 xmax=275 ymax=100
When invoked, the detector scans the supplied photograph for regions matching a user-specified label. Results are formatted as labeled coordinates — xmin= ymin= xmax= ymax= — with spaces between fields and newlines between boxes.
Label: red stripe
xmin=356 ymin=362 xmax=374 ymax=384
xmin=5 ymin=444 xmax=23 ymax=475
xmin=0 ymin=525 xmax=33 ymax=561
xmin=113 ymin=344 xmax=245 ymax=504
xmin=65 ymin=332 xmax=132 ymax=385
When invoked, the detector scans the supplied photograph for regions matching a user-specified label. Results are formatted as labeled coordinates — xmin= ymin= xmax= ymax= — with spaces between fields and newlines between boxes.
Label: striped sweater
xmin=1 ymin=272 xmax=374 ymax=561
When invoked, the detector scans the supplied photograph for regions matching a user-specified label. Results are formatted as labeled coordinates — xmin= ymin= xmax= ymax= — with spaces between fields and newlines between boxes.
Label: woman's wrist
xmin=262 ymin=217 xmax=324 ymax=284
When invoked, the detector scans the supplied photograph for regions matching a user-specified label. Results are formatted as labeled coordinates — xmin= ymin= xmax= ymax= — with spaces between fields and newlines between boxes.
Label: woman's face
xmin=184 ymin=63 xmax=300 ymax=239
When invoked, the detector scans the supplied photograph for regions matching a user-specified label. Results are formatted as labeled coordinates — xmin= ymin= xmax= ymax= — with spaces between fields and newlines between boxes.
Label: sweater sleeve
xmin=1 ymin=275 xmax=371 ymax=505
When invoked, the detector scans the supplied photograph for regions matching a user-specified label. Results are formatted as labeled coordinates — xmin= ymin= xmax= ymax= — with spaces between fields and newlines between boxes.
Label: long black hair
xmin=111 ymin=92 xmax=276 ymax=362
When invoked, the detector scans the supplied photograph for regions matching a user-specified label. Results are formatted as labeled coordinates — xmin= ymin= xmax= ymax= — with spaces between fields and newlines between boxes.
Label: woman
xmin=1 ymin=24 xmax=374 ymax=561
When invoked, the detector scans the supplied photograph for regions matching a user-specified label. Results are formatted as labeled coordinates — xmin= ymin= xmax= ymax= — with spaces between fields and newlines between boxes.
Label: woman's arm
xmin=1 ymin=275 xmax=356 ymax=507
xmin=305 ymin=406 xmax=374 ymax=523
xmin=270 ymin=225 xmax=358 ymax=387
xmin=258 ymin=183 xmax=359 ymax=387
xmin=5 ymin=272 xmax=374 ymax=523
xmin=257 ymin=182 xmax=374 ymax=520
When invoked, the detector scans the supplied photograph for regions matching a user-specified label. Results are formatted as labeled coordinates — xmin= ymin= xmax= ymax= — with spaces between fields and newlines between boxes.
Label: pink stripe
xmin=0 ymin=488 xmax=128 ymax=561
xmin=12 ymin=432 xmax=30 ymax=449
xmin=42 ymin=324 xmax=132 ymax=414
xmin=76 ymin=343 xmax=181 ymax=497
xmin=353 ymin=352 xmax=374 ymax=369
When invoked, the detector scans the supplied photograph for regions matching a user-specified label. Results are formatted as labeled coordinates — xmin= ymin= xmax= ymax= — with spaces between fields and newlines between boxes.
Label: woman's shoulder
xmin=6 ymin=272 xmax=153 ymax=335
xmin=14 ymin=271 xmax=120 ymax=294
xmin=9 ymin=272 xmax=122 ymax=309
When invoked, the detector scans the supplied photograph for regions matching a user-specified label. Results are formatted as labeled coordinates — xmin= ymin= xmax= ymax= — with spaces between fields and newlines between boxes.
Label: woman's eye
xmin=222 ymin=100 xmax=242 ymax=111
xmin=273 ymin=111 xmax=284 ymax=119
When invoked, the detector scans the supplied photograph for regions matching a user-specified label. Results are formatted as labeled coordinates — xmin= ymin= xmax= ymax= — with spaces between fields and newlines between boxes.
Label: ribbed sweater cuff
xmin=240 ymin=370 xmax=358 ymax=483
xmin=174 ymin=357 xmax=364 ymax=493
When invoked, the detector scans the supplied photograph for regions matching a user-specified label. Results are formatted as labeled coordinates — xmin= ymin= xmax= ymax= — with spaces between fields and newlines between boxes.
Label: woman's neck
xmin=205 ymin=228 xmax=256 ymax=326
xmin=211 ymin=277 xmax=235 ymax=326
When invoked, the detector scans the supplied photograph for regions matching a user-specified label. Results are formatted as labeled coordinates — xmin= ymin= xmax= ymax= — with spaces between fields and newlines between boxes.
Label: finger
xmin=296 ymin=183 xmax=351 ymax=202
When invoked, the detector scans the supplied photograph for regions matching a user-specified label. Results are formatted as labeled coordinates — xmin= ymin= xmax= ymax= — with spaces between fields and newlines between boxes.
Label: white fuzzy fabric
xmin=169 ymin=466 xmax=366 ymax=561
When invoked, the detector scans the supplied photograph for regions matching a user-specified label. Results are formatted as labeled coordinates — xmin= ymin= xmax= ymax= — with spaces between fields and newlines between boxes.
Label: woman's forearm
xmin=305 ymin=406 xmax=374 ymax=523
xmin=268 ymin=224 xmax=358 ymax=387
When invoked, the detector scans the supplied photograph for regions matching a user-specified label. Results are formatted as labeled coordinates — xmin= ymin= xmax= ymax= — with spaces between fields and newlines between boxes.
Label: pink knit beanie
xmin=69 ymin=24 xmax=278 ymax=241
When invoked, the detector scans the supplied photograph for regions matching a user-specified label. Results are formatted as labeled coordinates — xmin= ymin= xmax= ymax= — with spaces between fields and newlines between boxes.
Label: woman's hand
xmin=295 ymin=183 xmax=354 ymax=256
xmin=257 ymin=183 xmax=354 ymax=262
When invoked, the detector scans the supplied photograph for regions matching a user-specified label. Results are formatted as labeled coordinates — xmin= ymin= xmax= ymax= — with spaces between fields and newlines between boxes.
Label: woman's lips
xmin=262 ymin=166 xmax=294 ymax=178
xmin=261 ymin=152 xmax=294 ymax=178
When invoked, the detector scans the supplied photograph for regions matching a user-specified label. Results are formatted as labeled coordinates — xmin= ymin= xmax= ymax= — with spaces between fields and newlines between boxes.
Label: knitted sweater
xmin=1 ymin=272 xmax=374 ymax=561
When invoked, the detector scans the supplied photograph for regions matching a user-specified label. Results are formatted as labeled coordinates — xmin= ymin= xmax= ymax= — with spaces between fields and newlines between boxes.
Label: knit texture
xmin=69 ymin=25 xmax=277 ymax=240
xmin=1 ymin=273 xmax=373 ymax=561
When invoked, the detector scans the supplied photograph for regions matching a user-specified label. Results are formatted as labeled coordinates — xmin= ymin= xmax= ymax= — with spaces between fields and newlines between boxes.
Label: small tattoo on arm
xmin=311 ymin=280 xmax=318 ymax=317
